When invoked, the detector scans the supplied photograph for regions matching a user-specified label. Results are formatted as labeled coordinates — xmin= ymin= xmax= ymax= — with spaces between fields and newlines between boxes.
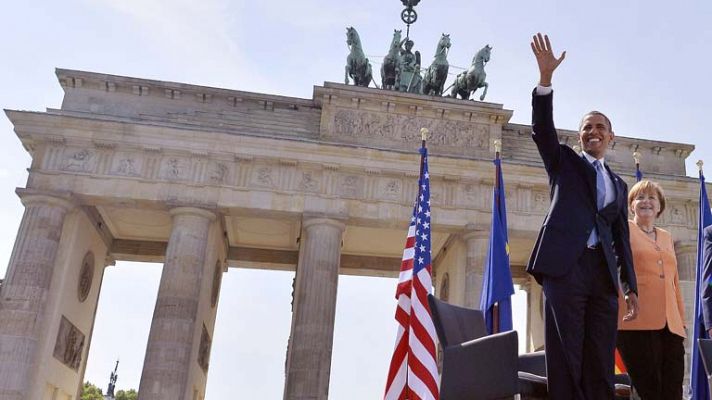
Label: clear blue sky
xmin=2 ymin=0 xmax=712 ymax=398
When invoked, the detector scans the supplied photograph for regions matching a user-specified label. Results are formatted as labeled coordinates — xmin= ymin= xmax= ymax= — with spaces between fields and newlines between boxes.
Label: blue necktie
xmin=587 ymin=160 xmax=607 ymax=247
xmin=594 ymin=160 xmax=606 ymax=210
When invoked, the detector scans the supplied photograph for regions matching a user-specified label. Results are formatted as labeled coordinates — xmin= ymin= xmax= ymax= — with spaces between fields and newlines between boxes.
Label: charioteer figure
xmin=396 ymin=38 xmax=422 ymax=94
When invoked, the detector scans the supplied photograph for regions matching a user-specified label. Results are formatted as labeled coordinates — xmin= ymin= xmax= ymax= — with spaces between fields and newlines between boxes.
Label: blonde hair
xmin=628 ymin=180 xmax=666 ymax=217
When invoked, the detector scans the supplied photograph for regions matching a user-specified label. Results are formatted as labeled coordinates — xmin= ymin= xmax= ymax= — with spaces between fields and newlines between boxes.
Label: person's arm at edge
xmin=530 ymin=33 xmax=566 ymax=176
xmin=614 ymin=182 xmax=639 ymax=320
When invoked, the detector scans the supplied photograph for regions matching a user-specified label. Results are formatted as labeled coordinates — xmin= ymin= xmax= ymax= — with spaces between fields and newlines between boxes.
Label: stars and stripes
xmin=384 ymin=144 xmax=439 ymax=400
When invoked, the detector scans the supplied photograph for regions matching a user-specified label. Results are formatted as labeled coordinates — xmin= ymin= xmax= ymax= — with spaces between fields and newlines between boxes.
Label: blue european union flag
xmin=635 ymin=168 xmax=643 ymax=182
xmin=480 ymin=158 xmax=514 ymax=334
xmin=691 ymin=171 xmax=712 ymax=400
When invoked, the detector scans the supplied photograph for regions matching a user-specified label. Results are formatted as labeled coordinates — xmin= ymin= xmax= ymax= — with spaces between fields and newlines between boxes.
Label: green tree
xmin=115 ymin=389 xmax=138 ymax=400
xmin=80 ymin=381 xmax=103 ymax=400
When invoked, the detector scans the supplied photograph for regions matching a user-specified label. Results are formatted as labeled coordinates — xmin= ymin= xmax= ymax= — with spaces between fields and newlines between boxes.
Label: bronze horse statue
xmin=380 ymin=30 xmax=402 ymax=90
xmin=449 ymin=44 xmax=492 ymax=101
xmin=422 ymin=33 xmax=451 ymax=96
xmin=345 ymin=27 xmax=373 ymax=87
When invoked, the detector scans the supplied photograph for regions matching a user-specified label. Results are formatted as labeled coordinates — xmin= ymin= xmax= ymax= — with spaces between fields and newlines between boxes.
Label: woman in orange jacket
xmin=617 ymin=180 xmax=686 ymax=399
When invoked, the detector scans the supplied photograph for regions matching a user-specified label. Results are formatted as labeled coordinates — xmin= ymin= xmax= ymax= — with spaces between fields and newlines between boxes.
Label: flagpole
xmin=405 ymin=127 xmax=428 ymax=400
xmin=415 ymin=127 xmax=428 ymax=203
xmin=492 ymin=139 xmax=502 ymax=334
xmin=692 ymin=158 xmax=711 ymax=400
xmin=633 ymin=150 xmax=642 ymax=182
xmin=419 ymin=127 xmax=428 ymax=173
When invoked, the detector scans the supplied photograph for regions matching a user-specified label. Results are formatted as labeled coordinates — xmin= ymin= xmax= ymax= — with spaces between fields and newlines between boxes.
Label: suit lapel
xmin=579 ymin=154 xmax=598 ymax=207
xmin=605 ymin=164 xmax=623 ymax=209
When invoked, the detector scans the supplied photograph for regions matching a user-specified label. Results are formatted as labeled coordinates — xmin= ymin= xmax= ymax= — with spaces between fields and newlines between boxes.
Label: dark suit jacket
xmin=701 ymin=225 xmax=712 ymax=329
xmin=526 ymin=89 xmax=637 ymax=295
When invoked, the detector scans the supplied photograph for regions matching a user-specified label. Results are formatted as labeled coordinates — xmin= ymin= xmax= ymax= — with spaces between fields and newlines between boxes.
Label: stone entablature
xmin=5 ymin=125 xmax=703 ymax=238
xmin=5 ymin=70 xmax=704 ymax=245
xmin=54 ymin=69 xmax=693 ymax=179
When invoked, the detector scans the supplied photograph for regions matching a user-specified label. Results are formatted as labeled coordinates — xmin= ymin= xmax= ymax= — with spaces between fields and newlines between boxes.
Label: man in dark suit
xmin=702 ymin=225 xmax=712 ymax=336
xmin=528 ymin=33 xmax=639 ymax=399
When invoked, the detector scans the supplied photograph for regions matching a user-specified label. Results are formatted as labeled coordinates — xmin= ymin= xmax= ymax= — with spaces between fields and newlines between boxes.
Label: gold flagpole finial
xmin=632 ymin=151 xmax=641 ymax=164
xmin=698 ymin=160 xmax=704 ymax=172
xmin=420 ymin=127 xmax=429 ymax=141
xmin=493 ymin=139 xmax=502 ymax=153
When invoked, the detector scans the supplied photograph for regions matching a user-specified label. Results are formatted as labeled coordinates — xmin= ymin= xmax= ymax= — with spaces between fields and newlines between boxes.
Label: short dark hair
xmin=579 ymin=111 xmax=613 ymax=133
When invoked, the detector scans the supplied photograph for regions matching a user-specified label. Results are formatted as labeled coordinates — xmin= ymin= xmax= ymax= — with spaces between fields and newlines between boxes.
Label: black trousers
xmin=617 ymin=327 xmax=685 ymax=400
xmin=543 ymin=247 xmax=618 ymax=400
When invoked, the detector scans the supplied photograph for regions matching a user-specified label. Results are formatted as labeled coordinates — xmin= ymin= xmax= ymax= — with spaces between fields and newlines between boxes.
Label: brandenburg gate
xmin=0 ymin=69 xmax=701 ymax=399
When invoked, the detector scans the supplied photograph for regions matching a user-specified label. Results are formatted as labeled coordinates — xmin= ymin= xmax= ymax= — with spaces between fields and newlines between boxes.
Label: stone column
xmin=463 ymin=226 xmax=489 ymax=309
xmin=0 ymin=190 xmax=74 ymax=400
xmin=138 ymin=207 xmax=216 ymax=400
xmin=675 ymin=240 xmax=697 ymax=394
xmin=284 ymin=217 xmax=345 ymax=400
xmin=675 ymin=241 xmax=696 ymax=282
xmin=524 ymin=277 xmax=545 ymax=352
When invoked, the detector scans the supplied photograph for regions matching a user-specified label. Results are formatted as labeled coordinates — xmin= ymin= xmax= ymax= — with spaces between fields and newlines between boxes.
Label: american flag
xmin=384 ymin=144 xmax=440 ymax=400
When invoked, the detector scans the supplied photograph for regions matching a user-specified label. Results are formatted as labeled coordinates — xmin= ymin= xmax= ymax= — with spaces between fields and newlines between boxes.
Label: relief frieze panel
xmin=61 ymin=148 xmax=97 ymax=173
xmin=430 ymin=181 xmax=444 ymax=206
xmin=328 ymin=109 xmax=491 ymax=156
xmin=532 ymin=190 xmax=550 ymax=213
xmin=110 ymin=153 xmax=143 ymax=177
xmin=296 ymin=170 xmax=322 ymax=193
xmin=159 ymin=156 xmax=191 ymax=181
xmin=335 ymin=174 xmax=365 ymax=199
xmin=53 ymin=316 xmax=85 ymax=371
xmin=251 ymin=165 xmax=277 ymax=189
xmin=376 ymin=177 xmax=403 ymax=202
xmin=205 ymin=161 xmax=230 ymax=185
xmin=662 ymin=201 xmax=694 ymax=227
xmin=456 ymin=182 xmax=481 ymax=208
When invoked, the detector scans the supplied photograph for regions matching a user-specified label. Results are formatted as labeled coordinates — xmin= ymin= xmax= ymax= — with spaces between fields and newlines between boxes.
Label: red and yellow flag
xmin=614 ymin=348 xmax=627 ymax=375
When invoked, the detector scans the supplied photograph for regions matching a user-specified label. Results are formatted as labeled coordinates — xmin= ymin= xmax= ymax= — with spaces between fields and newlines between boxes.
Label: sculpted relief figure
xmin=53 ymin=317 xmax=85 ymax=371
xmin=63 ymin=149 xmax=93 ymax=172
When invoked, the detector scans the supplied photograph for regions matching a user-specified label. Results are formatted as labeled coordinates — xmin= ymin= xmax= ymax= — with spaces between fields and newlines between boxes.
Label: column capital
xmin=674 ymin=240 xmax=696 ymax=254
xmin=462 ymin=225 xmax=489 ymax=241
xmin=169 ymin=206 xmax=217 ymax=221
xmin=104 ymin=253 xmax=117 ymax=267
xmin=16 ymin=188 xmax=76 ymax=211
xmin=302 ymin=216 xmax=346 ymax=233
